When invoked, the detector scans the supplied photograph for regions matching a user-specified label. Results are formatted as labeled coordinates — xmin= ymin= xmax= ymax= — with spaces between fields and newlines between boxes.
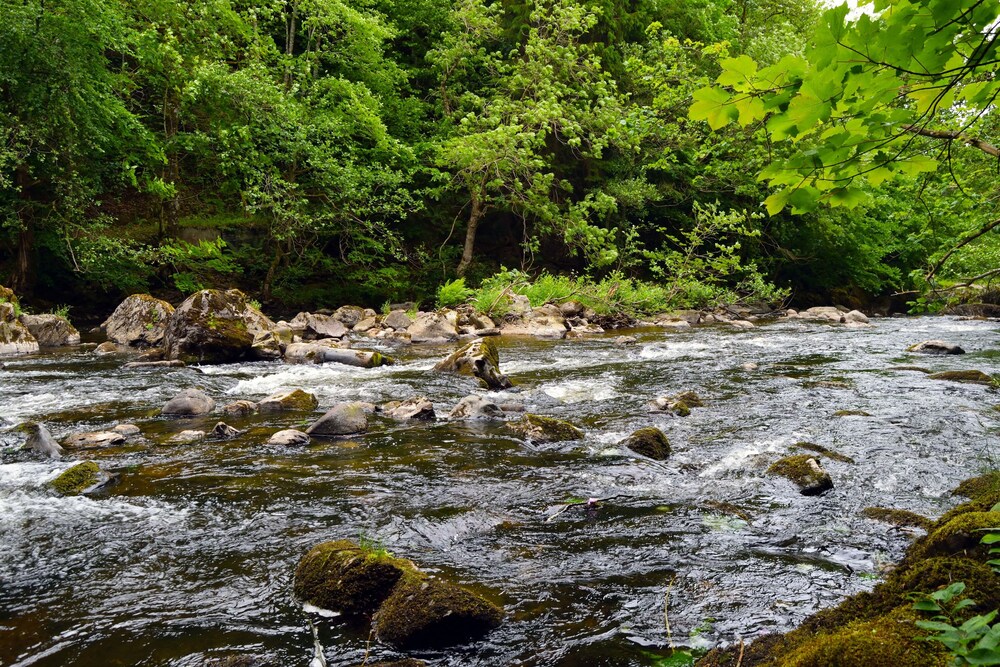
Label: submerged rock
xmin=268 ymin=429 xmax=311 ymax=446
xmin=649 ymin=390 xmax=703 ymax=416
xmin=908 ymin=340 xmax=966 ymax=355
xmin=791 ymin=442 xmax=855 ymax=464
xmin=433 ymin=338 xmax=512 ymax=390
xmin=104 ymin=294 xmax=175 ymax=348
xmin=169 ymin=430 xmax=206 ymax=444
xmin=163 ymin=289 xmax=273 ymax=364
xmin=374 ymin=577 xmax=504 ymax=649
xmin=619 ymin=427 xmax=670 ymax=460
xmin=22 ymin=422 xmax=63 ymax=459
xmin=505 ymin=414 xmax=583 ymax=444
xmin=928 ymin=369 xmax=994 ymax=384
xmin=447 ymin=395 xmax=504 ymax=420
xmin=306 ymin=402 xmax=369 ymax=437
xmin=123 ymin=360 xmax=185 ymax=368
xmin=861 ymin=507 xmax=932 ymax=530
xmin=258 ymin=389 xmax=318 ymax=413
xmin=223 ymin=400 xmax=258 ymax=416
xmin=768 ymin=455 xmax=833 ymax=496
xmin=380 ymin=397 xmax=435 ymax=421
xmin=317 ymin=347 xmax=393 ymax=368
xmin=50 ymin=461 xmax=116 ymax=495
xmin=294 ymin=540 xmax=416 ymax=615
xmin=20 ymin=314 xmax=80 ymax=347
xmin=94 ymin=341 xmax=121 ymax=355
xmin=112 ymin=424 xmax=141 ymax=437
xmin=162 ymin=388 xmax=215 ymax=416
xmin=63 ymin=431 xmax=126 ymax=449
xmin=211 ymin=422 xmax=241 ymax=439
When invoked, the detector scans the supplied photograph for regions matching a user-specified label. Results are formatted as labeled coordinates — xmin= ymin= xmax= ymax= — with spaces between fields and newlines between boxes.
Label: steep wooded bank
xmin=2 ymin=0 xmax=999 ymax=318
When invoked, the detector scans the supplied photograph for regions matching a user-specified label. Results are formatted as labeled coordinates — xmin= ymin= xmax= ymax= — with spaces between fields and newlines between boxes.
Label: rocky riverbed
xmin=2 ymin=297 xmax=1000 ymax=666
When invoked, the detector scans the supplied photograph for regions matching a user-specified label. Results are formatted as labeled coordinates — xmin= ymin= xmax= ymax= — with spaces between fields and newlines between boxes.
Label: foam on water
xmin=541 ymin=377 xmax=619 ymax=403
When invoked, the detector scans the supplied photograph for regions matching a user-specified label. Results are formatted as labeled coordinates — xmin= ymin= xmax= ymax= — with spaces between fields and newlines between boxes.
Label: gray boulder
xmin=407 ymin=311 xmax=459 ymax=343
xmin=162 ymin=388 xmax=215 ymax=416
xmin=22 ymin=422 xmax=63 ymax=458
xmin=268 ymin=429 xmax=311 ymax=446
xmin=63 ymin=431 xmax=126 ymax=449
xmin=380 ymin=397 xmax=435 ymax=421
xmin=500 ymin=306 xmax=568 ymax=338
xmin=223 ymin=400 xmax=258 ymax=416
xmin=333 ymin=305 xmax=367 ymax=328
xmin=316 ymin=347 xmax=393 ymax=368
xmin=169 ymin=430 xmax=206 ymax=444
xmin=283 ymin=340 xmax=343 ymax=364
xmin=432 ymin=338 xmax=512 ymax=390
xmin=908 ymin=340 xmax=966 ymax=355
xmin=290 ymin=312 xmax=349 ymax=340
xmin=163 ymin=289 xmax=274 ymax=364
xmin=112 ymin=424 xmax=141 ymax=437
xmin=103 ymin=294 xmax=174 ymax=348
xmin=211 ymin=422 xmax=241 ymax=439
xmin=0 ymin=301 xmax=38 ymax=356
xmin=20 ymin=314 xmax=80 ymax=347
xmin=447 ymin=395 xmax=505 ymax=420
xmin=383 ymin=310 xmax=413 ymax=331
xmin=306 ymin=402 xmax=369 ymax=436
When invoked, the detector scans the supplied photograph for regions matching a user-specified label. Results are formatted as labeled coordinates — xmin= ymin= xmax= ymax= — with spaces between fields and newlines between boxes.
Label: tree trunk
xmin=456 ymin=188 xmax=485 ymax=277
xmin=11 ymin=165 xmax=35 ymax=294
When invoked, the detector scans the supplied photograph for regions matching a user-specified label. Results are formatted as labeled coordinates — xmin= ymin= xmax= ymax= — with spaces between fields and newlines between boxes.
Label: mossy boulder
xmin=649 ymin=390 xmax=703 ymax=416
xmin=20 ymin=314 xmax=80 ymax=347
xmin=897 ymin=557 xmax=1000 ymax=616
xmin=833 ymin=409 xmax=871 ymax=417
xmin=258 ymin=389 xmax=318 ymax=413
xmin=505 ymin=414 xmax=583 ymax=444
xmin=0 ymin=284 xmax=17 ymax=306
xmin=780 ymin=607 xmax=948 ymax=667
xmin=910 ymin=511 xmax=1000 ymax=561
xmin=50 ymin=461 xmax=115 ymax=495
xmin=768 ymin=455 xmax=833 ymax=496
xmin=104 ymin=294 xmax=175 ymax=348
xmin=432 ymin=338 xmax=512 ymax=390
xmin=163 ymin=289 xmax=273 ymax=364
xmin=293 ymin=540 xmax=417 ymax=615
xmin=953 ymin=471 xmax=1000 ymax=503
xmin=927 ymin=369 xmax=994 ymax=384
xmin=0 ymin=301 xmax=38 ymax=356
xmin=792 ymin=442 xmax=855 ymax=464
xmin=373 ymin=577 xmax=503 ymax=649
xmin=619 ymin=427 xmax=670 ymax=460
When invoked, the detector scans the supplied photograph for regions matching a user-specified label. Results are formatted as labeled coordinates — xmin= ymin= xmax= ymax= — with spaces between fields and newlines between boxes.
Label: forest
xmin=2 ymin=0 xmax=999 ymax=317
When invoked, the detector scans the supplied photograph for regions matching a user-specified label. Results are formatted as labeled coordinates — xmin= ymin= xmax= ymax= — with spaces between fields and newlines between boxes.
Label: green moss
xmin=292 ymin=540 xmax=417 ymax=616
xmin=909 ymin=511 xmax=1000 ymax=562
xmin=768 ymin=454 xmax=833 ymax=495
xmin=506 ymin=414 xmax=583 ymax=443
xmin=781 ymin=608 xmax=949 ymax=667
xmin=674 ymin=391 xmax=703 ymax=407
xmin=953 ymin=472 xmax=1000 ymax=502
xmin=620 ymin=427 xmax=670 ymax=460
xmin=861 ymin=507 xmax=932 ymax=530
xmin=50 ymin=461 xmax=101 ymax=495
xmin=793 ymin=442 xmax=855 ymax=463
xmin=896 ymin=557 xmax=1000 ymax=617
xmin=373 ymin=577 xmax=503 ymax=649
xmin=927 ymin=369 xmax=994 ymax=384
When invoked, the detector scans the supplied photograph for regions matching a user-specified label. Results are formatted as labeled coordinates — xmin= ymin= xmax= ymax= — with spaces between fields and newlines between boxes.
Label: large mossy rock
xmin=374 ymin=577 xmax=504 ymax=649
xmin=49 ymin=461 xmax=116 ymax=495
xmin=505 ymin=414 xmax=583 ymax=444
xmin=163 ymin=289 xmax=273 ymax=364
xmin=293 ymin=540 xmax=417 ymax=615
xmin=768 ymin=455 xmax=833 ymax=496
xmin=104 ymin=294 xmax=175 ymax=348
xmin=433 ymin=338 xmax=512 ymax=390
xmin=258 ymin=389 xmax=318 ymax=413
xmin=927 ymin=369 xmax=994 ymax=385
xmin=0 ymin=301 xmax=38 ymax=356
xmin=911 ymin=511 xmax=1000 ymax=561
xmin=619 ymin=427 xmax=670 ymax=460
xmin=20 ymin=314 xmax=80 ymax=347
xmin=306 ymin=402 xmax=369 ymax=436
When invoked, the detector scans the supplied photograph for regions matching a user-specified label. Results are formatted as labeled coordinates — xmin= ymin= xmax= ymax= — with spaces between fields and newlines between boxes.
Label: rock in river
xmin=104 ymin=294 xmax=175 ymax=348
xmin=20 ymin=314 xmax=80 ymax=347
xmin=928 ymin=370 xmax=994 ymax=385
xmin=306 ymin=402 xmax=369 ymax=437
xmin=258 ymin=389 xmax=318 ymax=413
xmin=0 ymin=300 xmax=38 ymax=356
xmin=163 ymin=289 xmax=273 ymax=364
xmin=49 ymin=461 xmax=116 ymax=495
xmin=63 ymin=431 xmax=126 ymax=449
xmin=268 ymin=429 xmax=311 ymax=446
xmin=22 ymin=422 xmax=63 ymax=459
xmin=380 ymin=397 xmax=435 ymax=421
xmin=505 ymin=414 xmax=583 ymax=444
xmin=448 ymin=395 xmax=504 ymax=420
xmin=768 ymin=454 xmax=833 ymax=496
xmin=162 ymin=388 xmax=215 ymax=416
xmin=619 ymin=427 xmax=670 ymax=460
xmin=908 ymin=340 xmax=965 ymax=355
xmin=433 ymin=337 xmax=512 ymax=390
xmin=211 ymin=422 xmax=241 ymax=440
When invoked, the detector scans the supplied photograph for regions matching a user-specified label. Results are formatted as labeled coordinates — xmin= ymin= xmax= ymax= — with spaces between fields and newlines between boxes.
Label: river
xmin=1 ymin=315 xmax=998 ymax=666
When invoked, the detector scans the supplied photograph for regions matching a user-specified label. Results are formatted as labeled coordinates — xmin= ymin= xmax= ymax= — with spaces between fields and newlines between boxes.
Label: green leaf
xmin=735 ymin=96 xmax=766 ymax=127
xmin=689 ymin=87 xmax=737 ymax=130
xmin=718 ymin=55 xmax=759 ymax=89
xmin=896 ymin=154 xmax=938 ymax=177
xmin=827 ymin=186 xmax=868 ymax=209
xmin=764 ymin=189 xmax=791 ymax=216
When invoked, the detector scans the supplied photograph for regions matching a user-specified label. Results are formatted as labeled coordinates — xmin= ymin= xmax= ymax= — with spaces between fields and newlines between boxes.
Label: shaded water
xmin=2 ymin=316 xmax=1000 ymax=666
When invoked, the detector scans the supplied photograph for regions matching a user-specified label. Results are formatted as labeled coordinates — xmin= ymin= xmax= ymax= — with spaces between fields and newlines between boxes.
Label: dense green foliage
xmin=2 ymin=0 xmax=997 ymax=313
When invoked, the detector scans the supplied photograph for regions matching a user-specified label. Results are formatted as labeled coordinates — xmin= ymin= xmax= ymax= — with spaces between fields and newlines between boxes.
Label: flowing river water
xmin=2 ymin=315 xmax=1000 ymax=666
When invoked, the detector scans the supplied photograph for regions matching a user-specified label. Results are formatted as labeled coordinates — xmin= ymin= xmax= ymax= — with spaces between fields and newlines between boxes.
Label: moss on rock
xmin=50 ymin=461 xmax=102 ymax=495
xmin=258 ymin=389 xmax=319 ymax=413
xmin=792 ymin=442 xmax=855 ymax=463
xmin=909 ymin=511 xmax=1000 ymax=562
xmin=505 ymin=414 xmax=583 ymax=444
xmin=897 ymin=557 xmax=1000 ymax=617
xmin=293 ymin=540 xmax=417 ymax=616
xmin=833 ymin=409 xmax=872 ymax=417
xmin=373 ymin=577 xmax=503 ymax=649
xmin=953 ymin=471 xmax=1000 ymax=502
xmin=768 ymin=455 xmax=833 ymax=495
xmin=927 ymin=369 xmax=994 ymax=384
xmin=619 ymin=427 xmax=670 ymax=460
